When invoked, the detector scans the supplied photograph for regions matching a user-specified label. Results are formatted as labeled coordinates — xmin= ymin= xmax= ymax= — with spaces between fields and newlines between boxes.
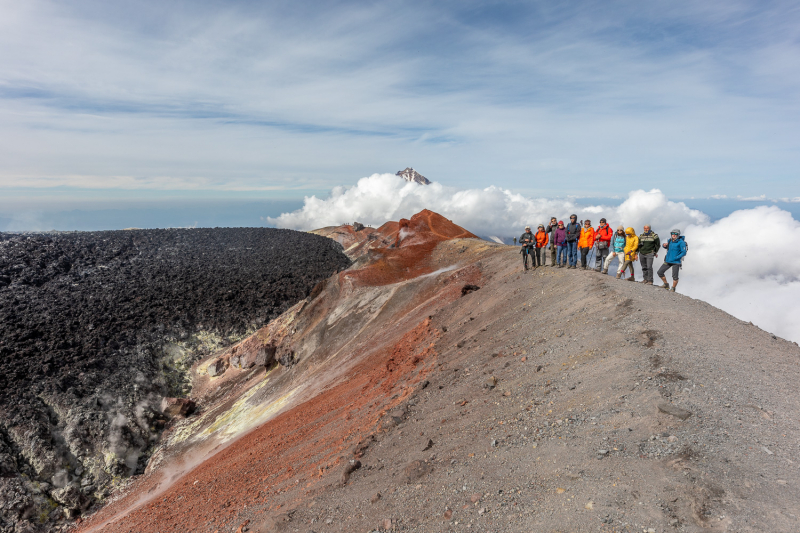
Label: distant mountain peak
xmin=396 ymin=167 xmax=431 ymax=185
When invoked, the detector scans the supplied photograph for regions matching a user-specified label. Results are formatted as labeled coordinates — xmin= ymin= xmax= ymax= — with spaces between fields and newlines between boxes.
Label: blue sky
xmin=1 ymin=0 xmax=799 ymax=201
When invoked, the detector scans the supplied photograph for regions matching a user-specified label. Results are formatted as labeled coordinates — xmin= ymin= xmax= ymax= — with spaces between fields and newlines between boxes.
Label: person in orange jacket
xmin=534 ymin=224 xmax=548 ymax=268
xmin=577 ymin=219 xmax=595 ymax=270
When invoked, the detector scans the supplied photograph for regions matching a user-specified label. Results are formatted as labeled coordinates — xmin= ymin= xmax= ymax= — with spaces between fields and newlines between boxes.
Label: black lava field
xmin=0 ymin=228 xmax=350 ymax=532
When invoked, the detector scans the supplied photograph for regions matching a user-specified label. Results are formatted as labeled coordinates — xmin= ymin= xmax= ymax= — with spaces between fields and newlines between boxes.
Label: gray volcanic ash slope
xmin=0 ymin=228 xmax=350 ymax=532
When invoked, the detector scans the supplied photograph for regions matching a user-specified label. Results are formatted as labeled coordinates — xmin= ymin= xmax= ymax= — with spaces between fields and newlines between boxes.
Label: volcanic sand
xmin=78 ymin=215 xmax=800 ymax=533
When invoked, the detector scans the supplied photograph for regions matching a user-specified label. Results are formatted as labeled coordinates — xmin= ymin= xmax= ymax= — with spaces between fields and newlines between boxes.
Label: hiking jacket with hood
xmin=553 ymin=227 xmax=567 ymax=246
xmin=578 ymin=227 xmax=595 ymax=248
xmin=595 ymin=224 xmax=613 ymax=246
xmin=664 ymin=236 xmax=688 ymax=263
xmin=612 ymin=232 xmax=626 ymax=253
xmin=535 ymin=230 xmax=548 ymax=248
xmin=565 ymin=221 xmax=581 ymax=242
xmin=519 ymin=231 xmax=535 ymax=247
xmin=638 ymin=231 xmax=661 ymax=255
xmin=623 ymin=227 xmax=639 ymax=261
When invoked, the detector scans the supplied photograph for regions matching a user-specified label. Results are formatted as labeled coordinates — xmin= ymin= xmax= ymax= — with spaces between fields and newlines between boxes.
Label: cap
xmin=538 ymin=224 xmax=544 ymax=228
xmin=600 ymin=218 xmax=606 ymax=223
xmin=525 ymin=225 xmax=531 ymax=230
xmin=617 ymin=225 xmax=624 ymax=231
xmin=558 ymin=220 xmax=564 ymax=225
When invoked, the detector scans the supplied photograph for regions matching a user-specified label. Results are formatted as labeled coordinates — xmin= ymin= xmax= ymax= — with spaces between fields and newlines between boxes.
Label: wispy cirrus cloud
xmin=1 ymin=0 xmax=799 ymax=196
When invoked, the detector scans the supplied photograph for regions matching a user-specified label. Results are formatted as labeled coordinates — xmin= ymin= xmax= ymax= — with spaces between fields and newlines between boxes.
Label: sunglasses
xmin=671 ymin=232 xmax=679 ymax=235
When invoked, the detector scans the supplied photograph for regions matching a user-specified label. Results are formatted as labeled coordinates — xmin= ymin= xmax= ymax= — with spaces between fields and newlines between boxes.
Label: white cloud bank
xmin=270 ymin=174 xmax=800 ymax=343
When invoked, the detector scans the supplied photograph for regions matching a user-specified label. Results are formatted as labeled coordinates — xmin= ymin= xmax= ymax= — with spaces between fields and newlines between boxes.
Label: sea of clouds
xmin=269 ymin=173 xmax=800 ymax=343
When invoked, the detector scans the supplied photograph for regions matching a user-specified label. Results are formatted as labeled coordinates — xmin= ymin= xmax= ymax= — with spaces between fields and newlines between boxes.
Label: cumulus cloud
xmin=268 ymin=173 xmax=708 ymax=234
xmin=271 ymin=174 xmax=800 ymax=343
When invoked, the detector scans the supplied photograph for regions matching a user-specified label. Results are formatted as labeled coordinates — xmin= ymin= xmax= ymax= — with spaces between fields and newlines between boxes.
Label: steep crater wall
xmin=0 ymin=228 xmax=350 ymax=532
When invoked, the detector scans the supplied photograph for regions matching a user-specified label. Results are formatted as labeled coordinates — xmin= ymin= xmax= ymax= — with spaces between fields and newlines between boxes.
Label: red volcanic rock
xmin=160 ymin=397 xmax=196 ymax=419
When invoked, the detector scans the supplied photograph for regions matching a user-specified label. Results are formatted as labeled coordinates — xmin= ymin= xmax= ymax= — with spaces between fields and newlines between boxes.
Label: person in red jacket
xmin=593 ymin=218 xmax=613 ymax=272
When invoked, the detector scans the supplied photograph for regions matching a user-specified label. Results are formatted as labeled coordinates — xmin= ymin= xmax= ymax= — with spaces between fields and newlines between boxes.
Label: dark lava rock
xmin=0 ymin=227 xmax=350 ymax=532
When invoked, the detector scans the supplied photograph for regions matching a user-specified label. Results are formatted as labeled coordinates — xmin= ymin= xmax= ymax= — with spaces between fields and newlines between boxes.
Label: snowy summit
xmin=396 ymin=167 xmax=431 ymax=185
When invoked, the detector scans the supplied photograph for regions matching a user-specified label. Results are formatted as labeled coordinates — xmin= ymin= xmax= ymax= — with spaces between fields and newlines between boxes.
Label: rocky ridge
xmin=74 ymin=211 xmax=800 ymax=533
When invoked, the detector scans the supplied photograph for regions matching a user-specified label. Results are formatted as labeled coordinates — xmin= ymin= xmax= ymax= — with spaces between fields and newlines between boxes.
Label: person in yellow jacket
xmin=616 ymin=227 xmax=639 ymax=281
xmin=577 ymin=219 xmax=595 ymax=270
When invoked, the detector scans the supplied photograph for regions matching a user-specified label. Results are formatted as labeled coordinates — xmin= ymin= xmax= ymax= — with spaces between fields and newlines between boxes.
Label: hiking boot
xmin=670 ymin=287 xmax=676 ymax=292
xmin=660 ymin=283 xmax=669 ymax=289
xmin=615 ymin=273 xmax=622 ymax=279
xmin=627 ymin=276 xmax=636 ymax=282
xmin=601 ymin=269 xmax=608 ymax=275
xmin=593 ymin=267 xmax=602 ymax=272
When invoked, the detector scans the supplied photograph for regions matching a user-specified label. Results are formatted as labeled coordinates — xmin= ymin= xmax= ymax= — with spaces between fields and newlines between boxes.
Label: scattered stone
xmin=585 ymin=501 xmax=594 ymax=510
xmin=403 ymin=460 xmax=433 ymax=483
xmin=382 ymin=517 xmax=393 ymax=530
xmin=470 ymin=493 xmax=481 ymax=503
xmin=461 ymin=284 xmax=480 ymax=296
xmin=555 ymin=488 xmax=565 ymax=494
xmin=423 ymin=439 xmax=434 ymax=451
xmin=485 ymin=376 xmax=498 ymax=389
xmin=597 ymin=449 xmax=609 ymax=458
xmin=207 ymin=358 xmax=227 ymax=377
xmin=667 ymin=435 xmax=678 ymax=443
xmin=253 ymin=344 xmax=276 ymax=367
xmin=160 ymin=397 xmax=196 ymax=419
xmin=443 ymin=509 xmax=453 ymax=519
xmin=657 ymin=402 xmax=693 ymax=420
xmin=371 ymin=493 xmax=382 ymax=504
xmin=341 ymin=459 xmax=361 ymax=486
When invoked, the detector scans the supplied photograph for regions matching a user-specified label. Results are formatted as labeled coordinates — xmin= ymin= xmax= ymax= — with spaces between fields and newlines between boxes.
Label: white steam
xmin=270 ymin=174 xmax=800 ymax=343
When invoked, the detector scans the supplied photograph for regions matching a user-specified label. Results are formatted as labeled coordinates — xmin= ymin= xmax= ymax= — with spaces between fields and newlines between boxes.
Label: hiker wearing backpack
xmin=658 ymin=229 xmax=687 ymax=292
xmin=534 ymin=224 xmax=548 ymax=268
xmin=593 ymin=218 xmax=613 ymax=272
xmin=565 ymin=214 xmax=581 ymax=269
xmin=519 ymin=226 xmax=535 ymax=271
xmin=637 ymin=225 xmax=661 ymax=285
xmin=618 ymin=227 xmax=639 ymax=281
xmin=545 ymin=217 xmax=558 ymax=266
xmin=602 ymin=225 xmax=627 ymax=275
xmin=578 ymin=219 xmax=595 ymax=270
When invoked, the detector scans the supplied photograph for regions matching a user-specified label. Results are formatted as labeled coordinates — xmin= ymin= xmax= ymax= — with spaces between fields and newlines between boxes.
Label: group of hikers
xmin=516 ymin=215 xmax=688 ymax=292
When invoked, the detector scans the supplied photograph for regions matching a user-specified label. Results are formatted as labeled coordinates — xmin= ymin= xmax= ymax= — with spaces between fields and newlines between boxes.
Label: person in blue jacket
xmin=658 ymin=229 xmax=687 ymax=292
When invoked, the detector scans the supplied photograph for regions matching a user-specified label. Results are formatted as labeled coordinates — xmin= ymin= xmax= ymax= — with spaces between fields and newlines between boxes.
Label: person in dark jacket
xmin=593 ymin=218 xmax=613 ymax=272
xmin=519 ymin=226 xmax=535 ymax=271
xmin=637 ymin=225 xmax=661 ymax=285
xmin=554 ymin=221 xmax=567 ymax=267
xmin=658 ymin=229 xmax=687 ymax=292
xmin=565 ymin=214 xmax=580 ymax=269
xmin=545 ymin=217 xmax=558 ymax=266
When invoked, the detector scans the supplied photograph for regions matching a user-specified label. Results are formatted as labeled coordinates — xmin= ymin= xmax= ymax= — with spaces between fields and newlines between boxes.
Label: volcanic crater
xmin=0 ymin=228 xmax=350 ymax=532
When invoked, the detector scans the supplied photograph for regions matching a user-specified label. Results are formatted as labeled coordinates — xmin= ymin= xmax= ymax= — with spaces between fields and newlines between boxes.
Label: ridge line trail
xmin=79 ymin=244 xmax=800 ymax=533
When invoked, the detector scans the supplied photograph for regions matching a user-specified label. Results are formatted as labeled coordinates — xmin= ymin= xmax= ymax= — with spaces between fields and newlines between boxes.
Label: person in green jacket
xmin=637 ymin=225 xmax=661 ymax=285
